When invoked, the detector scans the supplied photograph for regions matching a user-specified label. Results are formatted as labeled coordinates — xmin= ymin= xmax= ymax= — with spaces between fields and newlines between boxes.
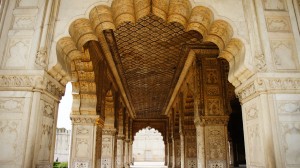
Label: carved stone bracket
xmin=70 ymin=115 xmax=100 ymax=125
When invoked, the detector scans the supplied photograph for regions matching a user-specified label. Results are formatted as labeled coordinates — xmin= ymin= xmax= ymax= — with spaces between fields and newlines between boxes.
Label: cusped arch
xmin=49 ymin=0 xmax=253 ymax=118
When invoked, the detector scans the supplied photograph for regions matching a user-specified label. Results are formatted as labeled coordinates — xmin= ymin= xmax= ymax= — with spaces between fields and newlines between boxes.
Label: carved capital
xmin=70 ymin=115 xmax=100 ymax=125
xmin=195 ymin=116 xmax=229 ymax=126
xmin=117 ymin=135 xmax=125 ymax=140
xmin=0 ymin=72 xmax=64 ymax=99
xmin=236 ymin=74 xmax=300 ymax=102
xmin=102 ymin=128 xmax=117 ymax=135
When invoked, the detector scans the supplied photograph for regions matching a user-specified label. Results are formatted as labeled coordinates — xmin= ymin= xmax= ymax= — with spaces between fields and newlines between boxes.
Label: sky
xmin=57 ymin=82 xmax=72 ymax=130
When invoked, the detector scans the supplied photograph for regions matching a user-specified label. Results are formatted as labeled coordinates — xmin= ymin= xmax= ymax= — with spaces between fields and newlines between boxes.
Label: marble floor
xmin=130 ymin=162 xmax=167 ymax=168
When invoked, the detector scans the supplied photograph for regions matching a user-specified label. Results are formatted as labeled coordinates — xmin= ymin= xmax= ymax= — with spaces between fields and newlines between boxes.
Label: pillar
xmin=0 ymin=0 xmax=62 ymax=167
xmin=180 ymin=133 xmax=185 ymax=168
xmin=165 ymin=142 xmax=168 ymax=166
xmin=69 ymin=115 xmax=102 ymax=168
xmin=116 ymin=135 xmax=125 ymax=168
xmin=168 ymin=139 xmax=173 ymax=168
xmin=129 ymin=141 xmax=133 ymax=165
xmin=195 ymin=122 xmax=205 ymax=168
xmin=124 ymin=139 xmax=130 ymax=168
xmin=173 ymin=138 xmax=181 ymax=168
xmin=101 ymin=128 xmax=116 ymax=168
xmin=236 ymin=75 xmax=300 ymax=167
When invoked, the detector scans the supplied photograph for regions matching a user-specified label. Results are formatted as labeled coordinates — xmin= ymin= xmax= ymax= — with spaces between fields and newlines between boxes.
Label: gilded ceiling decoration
xmin=106 ymin=14 xmax=203 ymax=118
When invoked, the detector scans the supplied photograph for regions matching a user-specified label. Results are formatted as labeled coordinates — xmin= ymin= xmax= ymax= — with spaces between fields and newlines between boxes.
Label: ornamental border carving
xmin=236 ymin=76 xmax=300 ymax=102
xmin=70 ymin=115 xmax=100 ymax=125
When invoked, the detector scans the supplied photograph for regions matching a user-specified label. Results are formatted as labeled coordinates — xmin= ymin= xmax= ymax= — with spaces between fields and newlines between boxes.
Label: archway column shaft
xmin=194 ymin=117 xmax=229 ymax=168
xmin=128 ymin=141 xmax=133 ymax=165
xmin=0 ymin=71 xmax=64 ymax=168
xmin=236 ymin=75 xmax=300 ymax=167
xmin=168 ymin=138 xmax=173 ymax=168
xmin=69 ymin=115 xmax=102 ymax=168
xmin=116 ymin=135 xmax=125 ymax=168
xmin=172 ymin=138 xmax=181 ymax=168
xmin=124 ymin=139 xmax=130 ymax=168
xmin=101 ymin=128 xmax=116 ymax=168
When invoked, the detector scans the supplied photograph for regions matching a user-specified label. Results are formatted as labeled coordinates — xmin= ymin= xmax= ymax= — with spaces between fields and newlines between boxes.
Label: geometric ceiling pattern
xmin=109 ymin=14 xmax=203 ymax=118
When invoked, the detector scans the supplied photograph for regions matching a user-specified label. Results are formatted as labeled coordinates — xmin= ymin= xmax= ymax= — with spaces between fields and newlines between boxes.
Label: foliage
xmin=53 ymin=162 xmax=68 ymax=168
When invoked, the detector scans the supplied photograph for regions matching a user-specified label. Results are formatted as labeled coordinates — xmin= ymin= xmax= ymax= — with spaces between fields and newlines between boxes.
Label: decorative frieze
xmin=195 ymin=116 xmax=229 ymax=126
xmin=70 ymin=115 xmax=99 ymax=125
xmin=236 ymin=77 xmax=300 ymax=101
xmin=0 ymin=75 xmax=35 ymax=87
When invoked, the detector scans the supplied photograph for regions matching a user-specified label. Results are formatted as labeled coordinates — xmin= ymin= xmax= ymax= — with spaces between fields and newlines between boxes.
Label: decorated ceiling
xmin=104 ymin=14 xmax=215 ymax=118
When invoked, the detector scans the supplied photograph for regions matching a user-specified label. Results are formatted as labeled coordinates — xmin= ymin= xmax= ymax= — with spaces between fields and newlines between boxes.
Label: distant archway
xmin=133 ymin=127 xmax=165 ymax=164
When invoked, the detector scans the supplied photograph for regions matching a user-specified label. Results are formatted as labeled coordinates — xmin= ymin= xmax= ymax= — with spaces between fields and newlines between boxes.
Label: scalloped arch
xmin=49 ymin=0 xmax=253 ymax=118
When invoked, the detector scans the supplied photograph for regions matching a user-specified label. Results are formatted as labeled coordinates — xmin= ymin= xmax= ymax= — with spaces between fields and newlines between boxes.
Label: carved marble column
xmin=0 ymin=72 xmax=64 ymax=168
xmin=194 ymin=121 xmax=205 ymax=168
xmin=69 ymin=115 xmax=102 ymax=168
xmin=165 ymin=142 xmax=168 ymax=166
xmin=128 ymin=141 xmax=133 ymax=165
xmin=168 ymin=139 xmax=173 ymax=168
xmin=236 ymin=76 xmax=300 ymax=167
xmin=0 ymin=0 xmax=61 ymax=167
xmin=173 ymin=138 xmax=181 ymax=168
xmin=124 ymin=139 xmax=130 ymax=168
xmin=180 ymin=133 xmax=185 ymax=168
xmin=101 ymin=129 xmax=116 ymax=168
xmin=116 ymin=135 xmax=125 ymax=168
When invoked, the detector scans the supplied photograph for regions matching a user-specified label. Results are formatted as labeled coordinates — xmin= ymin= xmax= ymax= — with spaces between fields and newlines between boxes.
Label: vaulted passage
xmin=3 ymin=0 xmax=299 ymax=168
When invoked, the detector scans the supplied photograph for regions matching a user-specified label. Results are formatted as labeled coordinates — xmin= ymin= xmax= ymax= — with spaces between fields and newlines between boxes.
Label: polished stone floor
xmin=130 ymin=162 xmax=167 ymax=168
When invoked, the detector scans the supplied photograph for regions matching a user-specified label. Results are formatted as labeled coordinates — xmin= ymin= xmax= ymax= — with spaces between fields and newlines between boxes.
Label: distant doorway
xmin=132 ymin=127 xmax=165 ymax=166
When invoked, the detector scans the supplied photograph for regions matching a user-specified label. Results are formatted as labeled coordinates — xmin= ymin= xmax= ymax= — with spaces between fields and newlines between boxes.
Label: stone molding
xmin=236 ymin=74 xmax=300 ymax=102
xmin=102 ymin=128 xmax=117 ymax=135
xmin=0 ymin=71 xmax=64 ymax=99
xmin=117 ymin=135 xmax=125 ymax=140
xmin=194 ymin=116 xmax=229 ymax=126
xmin=70 ymin=115 xmax=100 ymax=125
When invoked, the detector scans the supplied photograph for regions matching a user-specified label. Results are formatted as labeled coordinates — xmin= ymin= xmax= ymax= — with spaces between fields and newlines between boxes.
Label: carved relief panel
xmin=0 ymin=95 xmax=28 ymax=167
xmin=275 ymin=95 xmax=300 ymax=167
xmin=204 ymin=126 xmax=227 ymax=168
xmin=242 ymin=98 xmax=265 ymax=167
xmin=197 ymin=57 xmax=226 ymax=116
xmin=71 ymin=123 xmax=96 ymax=168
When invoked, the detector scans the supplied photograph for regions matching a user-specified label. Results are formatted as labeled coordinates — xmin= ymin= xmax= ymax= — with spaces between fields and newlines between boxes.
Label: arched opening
xmin=49 ymin=1 xmax=253 ymax=167
xmin=132 ymin=127 xmax=165 ymax=166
